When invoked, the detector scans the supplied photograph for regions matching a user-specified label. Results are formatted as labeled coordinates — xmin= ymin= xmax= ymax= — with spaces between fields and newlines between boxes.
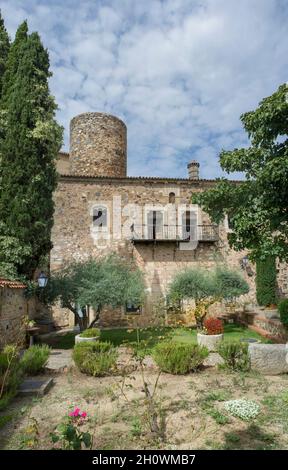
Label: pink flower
xmin=81 ymin=412 xmax=87 ymax=418
xmin=69 ymin=407 xmax=80 ymax=417
xmin=73 ymin=407 xmax=80 ymax=416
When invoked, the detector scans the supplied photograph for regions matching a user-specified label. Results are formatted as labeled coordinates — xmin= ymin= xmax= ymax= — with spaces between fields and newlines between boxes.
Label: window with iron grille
xmin=125 ymin=303 xmax=141 ymax=314
xmin=93 ymin=207 xmax=107 ymax=227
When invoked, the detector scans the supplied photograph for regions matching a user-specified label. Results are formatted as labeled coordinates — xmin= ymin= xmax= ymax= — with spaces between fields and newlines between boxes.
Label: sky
xmin=1 ymin=0 xmax=287 ymax=179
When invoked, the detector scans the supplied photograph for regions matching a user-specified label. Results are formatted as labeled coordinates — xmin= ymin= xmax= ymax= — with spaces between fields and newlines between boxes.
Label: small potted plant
xmin=75 ymin=328 xmax=100 ymax=344
xmin=197 ymin=317 xmax=224 ymax=352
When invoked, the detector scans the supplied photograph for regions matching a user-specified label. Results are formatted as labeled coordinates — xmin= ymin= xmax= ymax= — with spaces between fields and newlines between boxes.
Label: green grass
xmin=221 ymin=323 xmax=271 ymax=342
xmin=198 ymin=389 xmax=231 ymax=425
xmin=46 ymin=323 xmax=269 ymax=350
xmin=260 ymin=391 xmax=288 ymax=433
xmin=207 ymin=408 xmax=230 ymax=425
xmin=102 ymin=323 xmax=269 ymax=349
xmin=41 ymin=332 xmax=76 ymax=350
xmin=101 ymin=326 xmax=169 ymax=349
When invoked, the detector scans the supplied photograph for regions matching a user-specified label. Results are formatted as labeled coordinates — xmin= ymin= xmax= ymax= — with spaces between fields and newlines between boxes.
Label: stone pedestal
xmin=197 ymin=333 xmax=224 ymax=352
xmin=75 ymin=334 xmax=100 ymax=344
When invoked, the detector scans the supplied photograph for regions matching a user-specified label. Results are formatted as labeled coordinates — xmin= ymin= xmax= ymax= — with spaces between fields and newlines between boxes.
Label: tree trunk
xmin=82 ymin=312 xmax=88 ymax=330
xmin=88 ymin=306 xmax=101 ymax=329
xmin=66 ymin=303 xmax=85 ymax=332
xmin=195 ymin=315 xmax=203 ymax=330
xmin=195 ymin=298 xmax=218 ymax=330
xmin=143 ymin=380 xmax=161 ymax=437
xmin=195 ymin=300 xmax=205 ymax=330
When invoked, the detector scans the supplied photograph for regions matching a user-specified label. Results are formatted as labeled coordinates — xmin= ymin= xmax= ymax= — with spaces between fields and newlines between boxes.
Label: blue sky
xmin=1 ymin=0 xmax=287 ymax=179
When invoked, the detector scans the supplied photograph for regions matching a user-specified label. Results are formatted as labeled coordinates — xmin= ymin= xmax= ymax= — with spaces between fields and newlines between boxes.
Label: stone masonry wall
xmin=70 ymin=113 xmax=127 ymax=178
xmin=0 ymin=286 xmax=35 ymax=349
xmin=56 ymin=152 xmax=70 ymax=175
xmin=277 ymin=260 xmax=288 ymax=298
xmin=51 ymin=177 xmax=257 ymax=328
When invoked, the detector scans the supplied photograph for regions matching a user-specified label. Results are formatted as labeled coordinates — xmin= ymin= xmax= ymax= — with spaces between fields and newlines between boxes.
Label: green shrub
xmin=278 ymin=299 xmax=288 ymax=327
xmin=20 ymin=345 xmax=50 ymax=375
xmin=0 ymin=345 xmax=22 ymax=411
xmin=217 ymin=341 xmax=250 ymax=372
xmin=152 ymin=342 xmax=208 ymax=375
xmin=79 ymin=328 xmax=100 ymax=338
xmin=73 ymin=341 xmax=117 ymax=377
xmin=256 ymin=256 xmax=277 ymax=306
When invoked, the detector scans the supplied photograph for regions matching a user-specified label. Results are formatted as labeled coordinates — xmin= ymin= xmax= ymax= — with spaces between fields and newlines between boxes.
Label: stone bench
xmin=249 ymin=343 xmax=288 ymax=375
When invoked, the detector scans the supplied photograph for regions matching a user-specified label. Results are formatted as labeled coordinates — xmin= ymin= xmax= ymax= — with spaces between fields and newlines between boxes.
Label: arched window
xmin=169 ymin=192 xmax=176 ymax=204
xmin=93 ymin=206 xmax=107 ymax=227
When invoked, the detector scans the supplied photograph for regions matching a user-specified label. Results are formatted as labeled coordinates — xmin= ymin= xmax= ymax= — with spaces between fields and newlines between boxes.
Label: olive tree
xmin=168 ymin=267 xmax=249 ymax=328
xmin=32 ymin=255 xmax=145 ymax=331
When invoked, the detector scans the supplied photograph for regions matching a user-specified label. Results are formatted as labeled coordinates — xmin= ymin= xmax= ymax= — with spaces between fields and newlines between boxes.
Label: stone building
xmin=51 ymin=112 xmax=285 ymax=328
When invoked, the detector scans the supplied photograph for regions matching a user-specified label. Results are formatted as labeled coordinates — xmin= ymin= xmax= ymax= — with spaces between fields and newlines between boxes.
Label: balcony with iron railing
xmin=130 ymin=224 xmax=219 ymax=243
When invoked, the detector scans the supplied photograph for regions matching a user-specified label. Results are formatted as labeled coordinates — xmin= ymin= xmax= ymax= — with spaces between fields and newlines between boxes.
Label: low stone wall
xmin=0 ymin=280 xmax=31 ymax=348
xmin=237 ymin=309 xmax=288 ymax=343
xmin=251 ymin=316 xmax=287 ymax=342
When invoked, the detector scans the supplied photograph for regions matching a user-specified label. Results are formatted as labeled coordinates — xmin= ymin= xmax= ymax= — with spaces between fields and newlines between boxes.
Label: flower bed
xmin=224 ymin=399 xmax=260 ymax=421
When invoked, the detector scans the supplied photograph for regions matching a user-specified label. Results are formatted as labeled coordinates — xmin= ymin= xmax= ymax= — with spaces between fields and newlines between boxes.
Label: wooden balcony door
xmin=147 ymin=210 xmax=163 ymax=240
xmin=182 ymin=211 xmax=197 ymax=241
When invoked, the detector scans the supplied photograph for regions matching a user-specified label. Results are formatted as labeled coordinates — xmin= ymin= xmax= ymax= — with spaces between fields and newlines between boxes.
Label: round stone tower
xmin=69 ymin=112 xmax=127 ymax=177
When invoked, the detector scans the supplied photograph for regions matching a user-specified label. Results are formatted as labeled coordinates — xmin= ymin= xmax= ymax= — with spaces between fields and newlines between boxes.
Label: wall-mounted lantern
xmin=240 ymin=256 xmax=254 ymax=277
xmin=37 ymin=271 xmax=48 ymax=288
xmin=240 ymin=256 xmax=249 ymax=268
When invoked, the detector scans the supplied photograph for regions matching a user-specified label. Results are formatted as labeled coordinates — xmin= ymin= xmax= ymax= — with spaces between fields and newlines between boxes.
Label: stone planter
xmin=249 ymin=343 xmax=288 ymax=375
xmin=197 ymin=332 xmax=224 ymax=352
xmin=244 ymin=304 xmax=257 ymax=314
xmin=262 ymin=309 xmax=280 ymax=320
xmin=75 ymin=334 xmax=100 ymax=344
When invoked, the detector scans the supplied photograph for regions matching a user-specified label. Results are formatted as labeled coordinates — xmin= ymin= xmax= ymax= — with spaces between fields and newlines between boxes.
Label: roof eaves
xmin=0 ymin=279 xmax=26 ymax=289
xmin=58 ymin=174 xmax=242 ymax=183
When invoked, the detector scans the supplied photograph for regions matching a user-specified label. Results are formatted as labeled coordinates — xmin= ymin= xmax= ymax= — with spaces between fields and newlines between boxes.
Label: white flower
xmin=224 ymin=399 xmax=260 ymax=421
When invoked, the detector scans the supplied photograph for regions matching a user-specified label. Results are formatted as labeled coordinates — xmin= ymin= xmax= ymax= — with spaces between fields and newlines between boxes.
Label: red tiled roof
xmin=0 ymin=279 xmax=26 ymax=289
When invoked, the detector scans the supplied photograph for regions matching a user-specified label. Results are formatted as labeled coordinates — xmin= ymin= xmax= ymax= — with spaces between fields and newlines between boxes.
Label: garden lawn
xmin=46 ymin=323 xmax=269 ymax=351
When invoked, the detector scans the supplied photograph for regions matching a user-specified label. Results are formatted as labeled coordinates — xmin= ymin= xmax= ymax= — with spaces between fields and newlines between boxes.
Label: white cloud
xmin=1 ymin=0 xmax=287 ymax=178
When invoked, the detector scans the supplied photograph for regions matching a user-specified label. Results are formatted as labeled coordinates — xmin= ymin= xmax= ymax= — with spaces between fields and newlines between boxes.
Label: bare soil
xmin=0 ymin=356 xmax=288 ymax=450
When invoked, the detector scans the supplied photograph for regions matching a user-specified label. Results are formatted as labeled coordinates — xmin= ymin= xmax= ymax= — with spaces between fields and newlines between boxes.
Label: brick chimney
xmin=187 ymin=160 xmax=200 ymax=179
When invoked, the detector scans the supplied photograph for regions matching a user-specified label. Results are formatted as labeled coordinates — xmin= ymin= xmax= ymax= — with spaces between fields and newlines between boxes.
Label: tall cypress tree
xmin=0 ymin=11 xmax=10 ymax=153
xmin=0 ymin=22 xmax=29 ymax=278
xmin=0 ymin=10 xmax=10 ymax=98
xmin=0 ymin=22 xmax=63 ymax=279
xmin=1 ymin=21 xmax=28 ymax=105
xmin=256 ymin=256 xmax=277 ymax=306
xmin=0 ymin=21 xmax=28 ymax=150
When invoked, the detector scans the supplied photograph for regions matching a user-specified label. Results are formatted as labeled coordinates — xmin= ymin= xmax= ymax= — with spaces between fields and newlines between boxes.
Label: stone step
xmin=46 ymin=349 xmax=73 ymax=371
xmin=18 ymin=377 xmax=54 ymax=396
